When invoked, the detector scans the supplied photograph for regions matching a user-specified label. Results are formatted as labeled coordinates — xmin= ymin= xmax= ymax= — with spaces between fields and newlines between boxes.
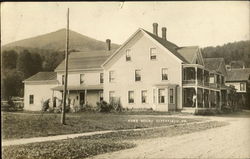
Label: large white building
xmin=23 ymin=23 xmax=236 ymax=112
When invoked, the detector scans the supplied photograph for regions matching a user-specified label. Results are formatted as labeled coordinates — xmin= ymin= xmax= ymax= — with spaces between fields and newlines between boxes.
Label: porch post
xmin=202 ymin=89 xmax=205 ymax=108
xmin=195 ymin=67 xmax=198 ymax=85
xmin=219 ymin=91 xmax=222 ymax=110
xmin=202 ymin=69 xmax=204 ymax=86
xmin=85 ymin=89 xmax=87 ymax=105
xmin=195 ymin=86 xmax=198 ymax=108
xmin=52 ymin=90 xmax=54 ymax=98
xmin=209 ymin=90 xmax=211 ymax=108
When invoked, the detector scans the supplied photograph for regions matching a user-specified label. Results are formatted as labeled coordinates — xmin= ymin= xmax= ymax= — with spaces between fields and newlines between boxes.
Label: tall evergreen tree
xmin=16 ymin=50 xmax=33 ymax=78
xmin=2 ymin=50 xmax=18 ymax=69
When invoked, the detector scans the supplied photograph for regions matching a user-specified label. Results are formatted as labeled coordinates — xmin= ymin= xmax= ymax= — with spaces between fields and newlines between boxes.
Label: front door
xmin=79 ymin=92 xmax=85 ymax=106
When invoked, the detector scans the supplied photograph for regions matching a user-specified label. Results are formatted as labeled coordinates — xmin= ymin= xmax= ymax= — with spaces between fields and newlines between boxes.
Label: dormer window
xmin=126 ymin=49 xmax=131 ymax=61
xmin=150 ymin=48 xmax=156 ymax=60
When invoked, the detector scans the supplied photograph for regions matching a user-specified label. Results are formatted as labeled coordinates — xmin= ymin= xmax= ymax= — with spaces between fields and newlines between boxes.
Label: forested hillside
xmin=202 ymin=40 xmax=250 ymax=67
xmin=1 ymin=29 xmax=120 ymax=100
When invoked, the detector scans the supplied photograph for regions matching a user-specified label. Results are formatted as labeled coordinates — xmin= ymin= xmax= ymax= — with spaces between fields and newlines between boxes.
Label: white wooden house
xmin=23 ymin=23 xmax=236 ymax=112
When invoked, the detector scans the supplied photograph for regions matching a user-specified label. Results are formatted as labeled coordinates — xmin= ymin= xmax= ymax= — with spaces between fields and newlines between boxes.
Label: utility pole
xmin=61 ymin=8 xmax=69 ymax=125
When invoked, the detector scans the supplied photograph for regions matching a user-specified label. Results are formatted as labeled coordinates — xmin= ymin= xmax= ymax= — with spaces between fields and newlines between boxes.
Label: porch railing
xmin=209 ymin=83 xmax=221 ymax=89
xmin=182 ymin=80 xmax=195 ymax=85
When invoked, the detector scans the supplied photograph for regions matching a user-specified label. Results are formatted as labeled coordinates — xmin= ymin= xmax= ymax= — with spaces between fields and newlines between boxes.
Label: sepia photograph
xmin=1 ymin=1 xmax=250 ymax=159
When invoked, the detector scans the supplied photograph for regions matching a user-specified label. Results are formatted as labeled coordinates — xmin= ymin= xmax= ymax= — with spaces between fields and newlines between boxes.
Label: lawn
xmin=2 ymin=111 xmax=201 ymax=139
xmin=2 ymin=120 xmax=229 ymax=159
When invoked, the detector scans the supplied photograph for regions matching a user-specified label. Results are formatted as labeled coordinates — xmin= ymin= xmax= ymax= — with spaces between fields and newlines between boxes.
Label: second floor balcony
xmin=182 ymin=65 xmax=224 ymax=89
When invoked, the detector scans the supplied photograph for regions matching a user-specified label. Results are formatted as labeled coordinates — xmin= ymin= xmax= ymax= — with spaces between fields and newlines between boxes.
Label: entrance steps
xmin=181 ymin=107 xmax=196 ymax=114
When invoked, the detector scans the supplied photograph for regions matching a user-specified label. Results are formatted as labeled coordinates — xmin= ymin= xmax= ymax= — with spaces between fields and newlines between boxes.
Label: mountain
xmin=202 ymin=40 xmax=250 ymax=67
xmin=2 ymin=29 xmax=120 ymax=52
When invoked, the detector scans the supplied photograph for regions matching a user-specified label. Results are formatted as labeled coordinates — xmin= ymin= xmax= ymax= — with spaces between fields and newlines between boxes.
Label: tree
xmin=30 ymin=53 xmax=42 ymax=75
xmin=2 ymin=50 xmax=18 ymax=69
xmin=16 ymin=50 xmax=33 ymax=78
xmin=202 ymin=40 xmax=250 ymax=67
xmin=2 ymin=69 xmax=24 ymax=99
xmin=42 ymin=51 xmax=64 ymax=71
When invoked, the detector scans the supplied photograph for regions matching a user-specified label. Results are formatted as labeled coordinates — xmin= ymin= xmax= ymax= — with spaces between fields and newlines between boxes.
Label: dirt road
xmin=90 ymin=111 xmax=250 ymax=159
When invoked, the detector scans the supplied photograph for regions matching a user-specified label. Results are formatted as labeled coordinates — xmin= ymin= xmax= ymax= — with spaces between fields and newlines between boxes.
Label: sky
xmin=1 ymin=1 xmax=249 ymax=47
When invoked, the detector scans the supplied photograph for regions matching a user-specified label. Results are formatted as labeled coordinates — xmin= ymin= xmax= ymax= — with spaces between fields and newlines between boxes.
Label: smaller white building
xmin=23 ymin=72 xmax=60 ymax=111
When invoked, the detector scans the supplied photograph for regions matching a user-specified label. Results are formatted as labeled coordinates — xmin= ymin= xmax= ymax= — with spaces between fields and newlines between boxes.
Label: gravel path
xmin=89 ymin=112 xmax=250 ymax=159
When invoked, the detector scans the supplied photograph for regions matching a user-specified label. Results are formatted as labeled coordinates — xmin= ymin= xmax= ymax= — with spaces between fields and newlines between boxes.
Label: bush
xmin=1 ymin=100 xmax=17 ymax=112
xmin=81 ymin=104 xmax=96 ymax=112
xmin=110 ymin=99 xmax=123 ymax=112
xmin=96 ymin=101 xmax=113 ymax=112
xmin=42 ymin=99 xmax=50 ymax=112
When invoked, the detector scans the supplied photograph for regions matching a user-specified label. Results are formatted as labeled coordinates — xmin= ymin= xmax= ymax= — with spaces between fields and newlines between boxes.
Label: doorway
xmin=79 ymin=92 xmax=85 ymax=106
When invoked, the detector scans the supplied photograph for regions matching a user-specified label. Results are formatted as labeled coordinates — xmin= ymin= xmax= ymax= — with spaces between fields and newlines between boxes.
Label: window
xmin=162 ymin=68 xmax=168 ymax=80
xmin=109 ymin=91 xmax=115 ymax=103
xmin=135 ymin=70 xmax=141 ymax=81
xmin=240 ymin=83 xmax=245 ymax=91
xmin=150 ymin=48 xmax=157 ymax=60
xmin=169 ymin=88 xmax=174 ymax=104
xmin=80 ymin=74 xmax=85 ymax=84
xmin=158 ymin=89 xmax=165 ymax=103
xmin=209 ymin=74 xmax=215 ymax=83
xmin=29 ymin=95 xmax=34 ymax=104
xmin=141 ymin=90 xmax=147 ymax=103
xmin=99 ymin=91 xmax=103 ymax=101
xmin=109 ymin=71 xmax=115 ymax=82
xmin=62 ymin=75 xmax=65 ymax=85
xmin=126 ymin=49 xmax=131 ymax=61
xmin=128 ymin=91 xmax=134 ymax=103
xmin=100 ymin=73 xmax=104 ymax=83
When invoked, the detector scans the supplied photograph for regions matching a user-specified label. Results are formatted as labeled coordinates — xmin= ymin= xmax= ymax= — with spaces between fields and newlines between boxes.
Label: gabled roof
xmin=103 ymin=28 xmax=201 ymax=66
xmin=24 ymin=72 xmax=57 ymax=82
xmin=226 ymin=68 xmax=250 ymax=82
xmin=142 ymin=29 xmax=190 ymax=63
xmin=177 ymin=46 xmax=199 ymax=64
xmin=204 ymin=58 xmax=225 ymax=72
xmin=55 ymin=50 xmax=115 ymax=71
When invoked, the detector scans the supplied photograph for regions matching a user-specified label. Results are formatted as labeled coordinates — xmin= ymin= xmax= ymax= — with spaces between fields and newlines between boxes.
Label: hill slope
xmin=202 ymin=40 xmax=250 ymax=67
xmin=3 ymin=29 xmax=120 ymax=52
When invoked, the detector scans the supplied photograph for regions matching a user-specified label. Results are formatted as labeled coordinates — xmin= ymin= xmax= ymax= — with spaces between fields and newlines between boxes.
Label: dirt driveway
xmin=90 ymin=111 xmax=250 ymax=159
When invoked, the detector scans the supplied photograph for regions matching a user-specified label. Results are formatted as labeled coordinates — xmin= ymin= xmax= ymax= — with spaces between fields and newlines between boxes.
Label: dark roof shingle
xmin=143 ymin=29 xmax=198 ymax=63
xmin=55 ymin=50 xmax=115 ymax=71
xmin=204 ymin=58 xmax=224 ymax=72
xmin=226 ymin=68 xmax=250 ymax=82
xmin=177 ymin=46 xmax=199 ymax=64
xmin=24 ymin=72 xmax=57 ymax=82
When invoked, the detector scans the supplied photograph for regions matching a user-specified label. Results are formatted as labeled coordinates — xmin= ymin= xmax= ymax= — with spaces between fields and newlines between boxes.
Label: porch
xmin=51 ymin=84 xmax=103 ymax=108
xmin=182 ymin=64 xmax=224 ymax=89
xmin=183 ymin=87 xmax=220 ymax=109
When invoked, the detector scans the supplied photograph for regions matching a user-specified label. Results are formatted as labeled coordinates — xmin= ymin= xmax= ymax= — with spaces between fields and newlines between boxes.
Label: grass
xmin=2 ymin=121 xmax=229 ymax=159
xmin=2 ymin=111 xmax=202 ymax=139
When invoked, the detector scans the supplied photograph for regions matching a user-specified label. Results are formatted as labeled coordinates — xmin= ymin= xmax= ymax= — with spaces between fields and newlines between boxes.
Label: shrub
xmin=42 ymin=99 xmax=50 ymax=112
xmin=81 ymin=104 xmax=96 ymax=112
xmin=1 ymin=99 xmax=18 ymax=112
xmin=112 ymin=100 xmax=123 ymax=112
xmin=53 ymin=107 xmax=61 ymax=113
xmin=96 ymin=101 xmax=113 ymax=112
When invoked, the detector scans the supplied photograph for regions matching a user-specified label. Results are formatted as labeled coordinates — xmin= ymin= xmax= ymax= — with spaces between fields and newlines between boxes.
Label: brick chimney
xmin=106 ymin=39 xmax=111 ymax=51
xmin=162 ymin=27 xmax=167 ymax=40
xmin=153 ymin=23 xmax=158 ymax=36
